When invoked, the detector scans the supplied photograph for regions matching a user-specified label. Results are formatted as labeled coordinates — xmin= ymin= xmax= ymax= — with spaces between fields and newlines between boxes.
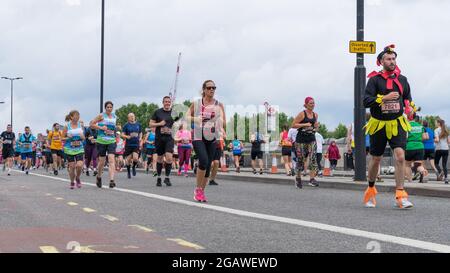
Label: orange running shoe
xmin=395 ymin=189 xmax=413 ymax=209
xmin=363 ymin=186 xmax=378 ymax=208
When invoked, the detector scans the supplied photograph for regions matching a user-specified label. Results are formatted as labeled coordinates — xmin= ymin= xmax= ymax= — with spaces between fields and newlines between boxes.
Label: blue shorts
xmin=233 ymin=152 xmax=242 ymax=156
xmin=21 ymin=152 xmax=34 ymax=160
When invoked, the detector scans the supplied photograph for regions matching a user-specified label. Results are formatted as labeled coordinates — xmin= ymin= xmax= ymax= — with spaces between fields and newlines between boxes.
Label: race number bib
xmin=3 ymin=140 xmax=12 ymax=145
xmin=381 ymin=100 xmax=401 ymax=114
xmin=23 ymin=143 xmax=31 ymax=149
xmin=161 ymin=126 xmax=172 ymax=135
xmin=105 ymin=130 xmax=114 ymax=136
xmin=130 ymin=132 xmax=139 ymax=138
xmin=71 ymin=141 xmax=81 ymax=147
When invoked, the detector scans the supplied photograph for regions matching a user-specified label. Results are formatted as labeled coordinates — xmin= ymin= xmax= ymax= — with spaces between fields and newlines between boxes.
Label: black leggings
xmin=193 ymin=139 xmax=217 ymax=178
xmin=435 ymin=150 xmax=449 ymax=178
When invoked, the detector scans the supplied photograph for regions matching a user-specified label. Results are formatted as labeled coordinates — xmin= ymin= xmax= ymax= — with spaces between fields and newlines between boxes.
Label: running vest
xmin=194 ymin=99 xmax=220 ymax=141
xmin=49 ymin=131 xmax=63 ymax=150
xmin=296 ymin=111 xmax=317 ymax=144
xmin=232 ymin=140 xmax=242 ymax=153
xmin=97 ymin=113 xmax=117 ymax=145
xmin=21 ymin=134 xmax=33 ymax=152
xmin=281 ymin=131 xmax=293 ymax=147
xmin=146 ymin=132 xmax=155 ymax=149
xmin=64 ymin=122 xmax=84 ymax=155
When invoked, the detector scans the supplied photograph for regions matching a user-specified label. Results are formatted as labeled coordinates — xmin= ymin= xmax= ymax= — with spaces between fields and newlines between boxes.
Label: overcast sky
xmin=1 ymin=0 xmax=449 ymax=134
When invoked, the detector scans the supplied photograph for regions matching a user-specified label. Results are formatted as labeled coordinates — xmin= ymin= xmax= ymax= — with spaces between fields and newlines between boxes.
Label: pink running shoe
xmin=76 ymin=178 xmax=82 ymax=189
xmin=70 ymin=182 xmax=75 ymax=190
xmin=194 ymin=188 xmax=203 ymax=202
xmin=199 ymin=189 xmax=207 ymax=203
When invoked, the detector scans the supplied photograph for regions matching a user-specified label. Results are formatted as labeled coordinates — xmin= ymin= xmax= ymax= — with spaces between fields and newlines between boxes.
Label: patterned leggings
xmin=295 ymin=141 xmax=318 ymax=176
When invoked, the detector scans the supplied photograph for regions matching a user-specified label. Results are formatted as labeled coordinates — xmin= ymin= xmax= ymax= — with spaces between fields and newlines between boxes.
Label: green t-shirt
xmin=406 ymin=121 xmax=425 ymax=151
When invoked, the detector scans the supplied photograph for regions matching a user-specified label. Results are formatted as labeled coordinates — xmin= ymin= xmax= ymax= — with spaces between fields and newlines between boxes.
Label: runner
xmin=63 ymin=110 xmax=85 ymax=189
xmin=434 ymin=119 xmax=449 ymax=184
xmin=48 ymin=123 xmax=64 ymax=175
xmin=250 ymin=131 xmax=265 ymax=175
xmin=288 ymin=127 xmax=298 ymax=176
xmin=19 ymin=126 xmax=36 ymax=175
xmin=1 ymin=125 xmax=15 ymax=176
xmin=291 ymin=97 xmax=320 ymax=188
xmin=83 ymin=125 xmax=98 ymax=176
xmin=363 ymin=44 xmax=416 ymax=208
xmin=422 ymin=120 xmax=439 ymax=180
xmin=115 ymin=132 xmax=125 ymax=172
xmin=189 ymin=80 xmax=226 ymax=202
xmin=89 ymin=101 xmax=117 ymax=188
xmin=229 ymin=136 xmax=243 ymax=173
xmin=175 ymin=123 xmax=192 ymax=177
xmin=122 ymin=113 xmax=142 ymax=179
xmin=35 ymin=134 xmax=44 ymax=170
xmin=144 ymin=127 xmax=158 ymax=176
xmin=315 ymin=130 xmax=325 ymax=177
xmin=14 ymin=133 xmax=22 ymax=169
xmin=280 ymin=125 xmax=293 ymax=176
xmin=149 ymin=96 xmax=176 ymax=187
xmin=405 ymin=114 xmax=428 ymax=183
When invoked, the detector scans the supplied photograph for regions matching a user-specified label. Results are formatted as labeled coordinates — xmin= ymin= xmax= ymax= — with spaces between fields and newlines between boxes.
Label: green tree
xmin=115 ymin=102 xmax=159 ymax=132
xmin=318 ymin=123 xmax=329 ymax=139
xmin=423 ymin=115 xmax=440 ymax=130
xmin=331 ymin=123 xmax=348 ymax=139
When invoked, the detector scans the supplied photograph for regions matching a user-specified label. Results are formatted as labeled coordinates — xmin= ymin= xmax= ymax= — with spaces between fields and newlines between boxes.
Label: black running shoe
xmin=22 ymin=165 xmax=25 ymax=172
xmin=127 ymin=168 xmax=131 ymax=179
xmin=419 ymin=173 xmax=424 ymax=183
xmin=253 ymin=169 xmax=257 ymax=175
xmin=156 ymin=177 xmax=162 ymax=187
xmin=93 ymin=170 xmax=98 ymax=176
xmin=153 ymin=171 xmax=158 ymax=177
xmin=295 ymin=177 xmax=302 ymax=189
xmin=109 ymin=180 xmax=116 ymax=188
xmin=209 ymin=180 xmax=219 ymax=186
xmin=309 ymin=178 xmax=319 ymax=187
xmin=26 ymin=170 xmax=29 ymax=175
xmin=259 ymin=169 xmax=263 ymax=175
xmin=96 ymin=176 xmax=102 ymax=188
xmin=164 ymin=177 xmax=172 ymax=186
xmin=412 ymin=172 xmax=420 ymax=181
xmin=86 ymin=170 xmax=90 ymax=176
xmin=132 ymin=166 xmax=137 ymax=177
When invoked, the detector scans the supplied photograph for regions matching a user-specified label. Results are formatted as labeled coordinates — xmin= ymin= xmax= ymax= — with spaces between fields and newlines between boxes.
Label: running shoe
xmin=86 ymin=170 xmax=90 ymax=176
xmin=194 ymin=188 xmax=203 ymax=202
xmin=156 ymin=177 xmax=162 ymax=187
xmin=70 ymin=182 xmax=75 ymax=190
xmin=412 ymin=172 xmax=420 ymax=181
xmin=163 ymin=177 xmax=172 ymax=186
xmin=209 ymin=180 xmax=218 ymax=186
xmin=259 ymin=169 xmax=263 ymax=175
xmin=127 ymin=168 xmax=131 ymax=179
xmin=76 ymin=178 xmax=82 ymax=188
xmin=132 ymin=165 xmax=137 ymax=176
xmin=308 ymin=178 xmax=319 ymax=187
xmin=109 ymin=180 xmax=116 ymax=188
xmin=201 ymin=190 xmax=208 ymax=203
xmin=252 ymin=169 xmax=257 ymax=175
xmin=363 ymin=186 xmax=378 ymax=208
xmin=54 ymin=169 xmax=58 ymax=176
xmin=96 ymin=176 xmax=102 ymax=188
xmin=26 ymin=170 xmax=29 ymax=175
xmin=395 ymin=190 xmax=413 ymax=209
xmin=93 ymin=169 xmax=98 ymax=176
xmin=445 ymin=178 xmax=449 ymax=184
xmin=419 ymin=173 xmax=424 ymax=183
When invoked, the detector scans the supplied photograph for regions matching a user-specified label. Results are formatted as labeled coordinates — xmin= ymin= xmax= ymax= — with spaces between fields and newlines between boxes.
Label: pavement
xmin=1 ymin=166 xmax=450 ymax=253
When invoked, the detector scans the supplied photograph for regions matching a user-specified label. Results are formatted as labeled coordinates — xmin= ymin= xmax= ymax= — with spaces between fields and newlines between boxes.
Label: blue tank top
xmin=146 ymin=132 xmax=156 ymax=149
xmin=423 ymin=127 xmax=435 ymax=150
xmin=232 ymin=140 xmax=242 ymax=153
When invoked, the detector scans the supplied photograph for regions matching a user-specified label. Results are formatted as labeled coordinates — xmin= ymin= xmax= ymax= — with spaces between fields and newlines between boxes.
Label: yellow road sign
xmin=349 ymin=41 xmax=376 ymax=54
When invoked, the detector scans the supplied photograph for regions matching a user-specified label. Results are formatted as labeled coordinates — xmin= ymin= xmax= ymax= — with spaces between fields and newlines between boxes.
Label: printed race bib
xmin=23 ymin=143 xmax=31 ymax=149
xmin=130 ymin=132 xmax=139 ymax=138
xmin=161 ymin=127 xmax=172 ymax=135
xmin=381 ymin=100 xmax=401 ymax=114
xmin=71 ymin=141 xmax=81 ymax=147
xmin=105 ymin=130 xmax=114 ymax=136
xmin=3 ymin=140 xmax=12 ymax=145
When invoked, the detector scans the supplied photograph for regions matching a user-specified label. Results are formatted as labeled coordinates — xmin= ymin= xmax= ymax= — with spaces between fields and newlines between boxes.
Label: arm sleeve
xmin=363 ymin=78 xmax=380 ymax=108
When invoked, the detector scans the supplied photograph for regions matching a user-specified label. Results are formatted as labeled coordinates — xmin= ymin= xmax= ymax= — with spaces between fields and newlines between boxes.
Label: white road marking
xmin=21 ymin=171 xmax=450 ymax=253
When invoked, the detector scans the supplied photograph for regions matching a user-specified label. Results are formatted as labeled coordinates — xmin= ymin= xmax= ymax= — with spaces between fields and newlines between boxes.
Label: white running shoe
xmin=365 ymin=200 xmax=376 ymax=208
xmin=395 ymin=198 xmax=414 ymax=209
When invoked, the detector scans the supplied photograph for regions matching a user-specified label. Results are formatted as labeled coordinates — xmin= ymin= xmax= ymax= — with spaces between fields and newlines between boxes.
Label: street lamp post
xmin=354 ymin=0 xmax=367 ymax=181
xmin=100 ymin=0 xmax=105 ymax=113
xmin=1 ymin=77 xmax=23 ymax=130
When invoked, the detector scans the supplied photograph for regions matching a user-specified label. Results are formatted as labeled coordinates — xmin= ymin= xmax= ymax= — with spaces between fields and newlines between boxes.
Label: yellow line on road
xmin=100 ymin=215 xmax=119 ymax=222
xmin=55 ymin=197 xmax=64 ymax=201
xmin=128 ymin=225 xmax=153 ymax=233
xmin=67 ymin=202 xmax=79 ymax=206
xmin=167 ymin=238 xmax=205 ymax=250
xmin=45 ymin=193 xmax=53 ymax=196
xmin=82 ymin=208 xmax=96 ymax=213
xmin=39 ymin=246 xmax=60 ymax=253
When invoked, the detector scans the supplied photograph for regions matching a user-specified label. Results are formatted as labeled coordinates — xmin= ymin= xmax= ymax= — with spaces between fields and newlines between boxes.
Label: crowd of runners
xmin=1 ymin=45 xmax=449 ymax=208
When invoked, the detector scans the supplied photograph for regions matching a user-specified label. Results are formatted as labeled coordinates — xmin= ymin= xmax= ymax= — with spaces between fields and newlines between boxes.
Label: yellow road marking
xmin=45 ymin=193 xmax=53 ymax=196
xmin=100 ymin=215 xmax=119 ymax=222
xmin=167 ymin=238 xmax=205 ymax=250
xmin=55 ymin=197 xmax=64 ymax=201
xmin=67 ymin=202 xmax=79 ymax=206
xmin=128 ymin=225 xmax=153 ymax=233
xmin=82 ymin=208 xmax=96 ymax=213
xmin=39 ymin=246 xmax=60 ymax=253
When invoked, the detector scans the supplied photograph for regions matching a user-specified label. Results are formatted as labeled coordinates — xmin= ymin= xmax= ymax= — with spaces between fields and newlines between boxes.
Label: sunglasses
xmin=205 ymin=86 xmax=216 ymax=90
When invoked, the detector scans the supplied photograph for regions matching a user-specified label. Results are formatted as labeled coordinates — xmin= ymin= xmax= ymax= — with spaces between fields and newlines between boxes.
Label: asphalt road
xmin=1 ymin=167 xmax=450 ymax=253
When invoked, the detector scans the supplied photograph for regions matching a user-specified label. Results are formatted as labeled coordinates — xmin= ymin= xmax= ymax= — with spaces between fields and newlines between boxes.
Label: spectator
xmin=327 ymin=140 xmax=341 ymax=173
